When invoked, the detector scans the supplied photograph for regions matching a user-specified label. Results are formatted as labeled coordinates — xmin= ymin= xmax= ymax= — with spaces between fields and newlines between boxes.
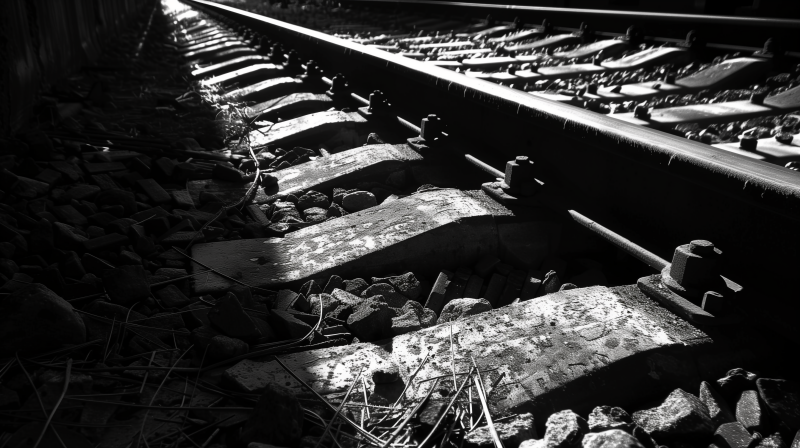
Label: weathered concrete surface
xmin=248 ymin=110 xmax=367 ymax=150
xmin=190 ymin=189 xmax=559 ymax=294
xmin=243 ymin=93 xmax=332 ymax=121
xmin=199 ymin=63 xmax=283 ymax=88
xmin=187 ymin=143 xmax=423 ymax=204
xmin=191 ymin=55 xmax=271 ymax=79
xmin=223 ymin=76 xmax=299 ymax=102
xmin=223 ymin=285 xmax=727 ymax=423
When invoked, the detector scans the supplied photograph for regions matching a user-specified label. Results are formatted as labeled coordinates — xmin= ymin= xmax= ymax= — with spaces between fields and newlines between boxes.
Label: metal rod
xmin=464 ymin=154 xmax=502 ymax=179
xmin=568 ymin=210 xmax=669 ymax=271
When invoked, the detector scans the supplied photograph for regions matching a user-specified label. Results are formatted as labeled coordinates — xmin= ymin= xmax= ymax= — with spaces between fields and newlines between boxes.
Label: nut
xmin=668 ymin=240 xmax=721 ymax=288
xmin=420 ymin=114 xmax=442 ymax=141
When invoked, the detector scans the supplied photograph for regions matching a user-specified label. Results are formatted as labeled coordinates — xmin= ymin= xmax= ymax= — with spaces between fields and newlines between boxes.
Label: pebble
xmin=343 ymin=277 xmax=369 ymax=296
xmin=632 ymin=389 xmax=715 ymax=442
xmin=0 ymin=283 xmax=86 ymax=356
xmin=582 ymin=430 xmax=645 ymax=448
xmin=297 ymin=190 xmax=329 ymax=211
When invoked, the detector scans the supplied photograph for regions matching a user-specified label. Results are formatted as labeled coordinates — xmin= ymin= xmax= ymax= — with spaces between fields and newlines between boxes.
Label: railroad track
xmin=1 ymin=1 xmax=799 ymax=448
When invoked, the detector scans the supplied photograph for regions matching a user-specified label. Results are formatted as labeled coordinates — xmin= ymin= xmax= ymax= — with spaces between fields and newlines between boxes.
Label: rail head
xmin=341 ymin=0 xmax=800 ymax=29
xmin=186 ymin=0 xmax=800 ymax=220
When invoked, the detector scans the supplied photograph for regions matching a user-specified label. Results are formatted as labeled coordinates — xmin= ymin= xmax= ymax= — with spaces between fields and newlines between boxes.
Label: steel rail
xmin=344 ymin=0 xmax=800 ymax=29
xmin=185 ymin=0 xmax=800 ymax=222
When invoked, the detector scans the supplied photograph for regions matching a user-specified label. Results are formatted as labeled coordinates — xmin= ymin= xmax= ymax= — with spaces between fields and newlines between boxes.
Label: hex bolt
xmin=633 ymin=105 xmax=650 ymax=120
xmin=504 ymin=156 xmax=538 ymax=195
xmin=689 ymin=240 xmax=715 ymax=256
xmin=369 ymin=90 xmax=387 ymax=110
xmin=285 ymin=50 xmax=301 ymax=69
xmin=775 ymin=132 xmax=794 ymax=144
xmin=668 ymin=240 xmax=721 ymax=288
xmin=420 ymin=114 xmax=442 ymax=141
xmin=270 ymin=44 xmax=285 ymax=63
xmin=304 ymin=60 xmax=321 ymax=77
xmin=740 ymin=135 xmax=758 ymax=151
xmin=330 ymin=73 xmax=348 ymax=93
xmin=258 ymin=36 xmax=272 ymax=54
xmin=587 ymin=83 xmax=598 ymax=94
xmin=701 ymin=291 xmax=725 ymax=315
xmin=762 ymin=38 xmax=775 ymax=54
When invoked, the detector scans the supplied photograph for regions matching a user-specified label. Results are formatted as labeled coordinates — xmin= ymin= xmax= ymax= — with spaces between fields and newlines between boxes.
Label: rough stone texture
xmin=341 ymin=190 xmax=377 ymax=212
xmin=297 ymin=190 xmax=329 ymax=212
xmin=438 ymin=298 xmax=492 ymax=324
xmin=239 ymin=384 xmax=304 ymax=447
xmin=588 ymin=406 xmax=634 ymax=432
xmin=362 ymin=283 xmax=407 ymax=307
xmin=154 ymin=284 xmax=191 ymax=309
xmin=419 ymin=308 xmax=437 ymax=327
xmin=714 ymin=422 xmax=754 ymax=448
xmin=303 ymin=207 xmax=327 ymax=223
xmin=700 ymin=381 xmax=735 ymax=427
xmin=757 ymin=433 xmax=788 ymax=448
xmin=390 ymin=310 xmax=421 ymax=336
xmin=0 ymin=283 xmax=86 ymax=356
xmin=736 ymin=390 xmax=768 ymax=433
xmin=102 ymin=265 xmax=150 ymax=306
xmin=758 ymin=379 xmax=800 ymax=433
xmin=310 ymin=293 xmax=339 ymax=316
xmin=208 ymin=293 xmax=262 ymax=340
xmin=372 ymin=272 xmax=421 ymax=300
xmin=323 ymin=275 xmax=344 ymax=294
xmin=632 ymin=389 xmax=715 ymax=441
xmin=344 ymin=278 xmax=369 ymax=296
xmin=519 ymin=440 xmax=546 ymax=448
xmin=221 ymin=286 xmax=715 ymax=423
xmin=465 ymin=413 xmax=536 ymax=448
xmin=269 ymin=310 xmax=312 ymax=339
xmin=545 ymin=410 xmax=589 ymax=448
xmin=346 ymin=298 xmax=392 ymax=341
xmin=208 ymin=335 xmax=249 ymax=361
xmin=792 ymin=431 xmax=800 ymax=448
xmin=582 ymin=430 xmax=645 ymax=448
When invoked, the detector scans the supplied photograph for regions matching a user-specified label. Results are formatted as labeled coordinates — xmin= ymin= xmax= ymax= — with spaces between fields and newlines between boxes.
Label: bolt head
xmin=689 ymin=240 xmax=715 ymax=255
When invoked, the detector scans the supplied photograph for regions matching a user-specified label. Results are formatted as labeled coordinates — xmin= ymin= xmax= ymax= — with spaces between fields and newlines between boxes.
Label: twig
xmin=471 ymin=357 xmax=503 ymax=448
xmin=135 ymin=346 xmax=192 ymax=448
xmin=32 ymin=358 xmax=73 ymax=448
xmin=273 ymin=357 xmax=387 ymax=446
xmin=380 ymin=378 xmax=440 ymax=448
xmin=313 ymin=367 xmax=364 ymax=448
xmin=15 ymin=354 xmax=68 ymax=448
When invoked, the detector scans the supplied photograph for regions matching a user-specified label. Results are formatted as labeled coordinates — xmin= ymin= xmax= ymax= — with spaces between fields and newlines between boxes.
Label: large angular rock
xmin=390 ymin=310 xmax=421 ymax=336
xmin=713 ymin=422 xmax=754 ymax=448
xmin=700 ymin=381 xmax=735 ymax=427
xmin=545 ymin=410 xmax=589 ymax=448
xmin=362 ymin=283 xmax=407 ymax=307
xmin=154 ymin=284 xmax=191 ymax=309
xmin=344 ymin=278 xmax=369 ymax=296
xmin=208 ymin=292 xmax=262 ymax=340
xmin=757 ymin=379 xmax=800 ymax=433
xmin=297 ymin=190 xmax=329 ymax=212
xmin=438 ymin=298 xmax=492 ymax=324
xmin=736 ymin=390 xmax=769 ymax=434
xmin=102 ymin=265 xmax=150 ymax=306
xmin=582 ymin=430 xmax=645 ymax=448
xmin=95 ymin=188 xmax=137 ymax=216
xmin=208 ymin=335 xmax=249 ymax=362
xmin=0 ymin=284 xmax=86 ymax=356
xmin=717 ymin=368 xmax=759 ymax=402
xmin=372 ymin=272 xmax=421 ymax=300
xmin=239 ymin=384 xmax=304 ymax=447
xmin=346 ymin=298 xmax=392 ymax=341
xmin=632 ymin=389 xmax=715 ymax=442
xmin=588 ymin=406 xmax=634 ymax=432
xmin=465 ymin=413 xmax=536 ymax=448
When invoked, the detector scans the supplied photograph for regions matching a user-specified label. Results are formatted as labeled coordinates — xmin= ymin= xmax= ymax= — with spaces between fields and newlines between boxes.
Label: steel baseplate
xmin=481 ymin=180 xmax=544 ymax=207
xmin=637 ymin=274 xmax=743 ymax=326
xmin=406 ymin=136 xmax=442 ymax=152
